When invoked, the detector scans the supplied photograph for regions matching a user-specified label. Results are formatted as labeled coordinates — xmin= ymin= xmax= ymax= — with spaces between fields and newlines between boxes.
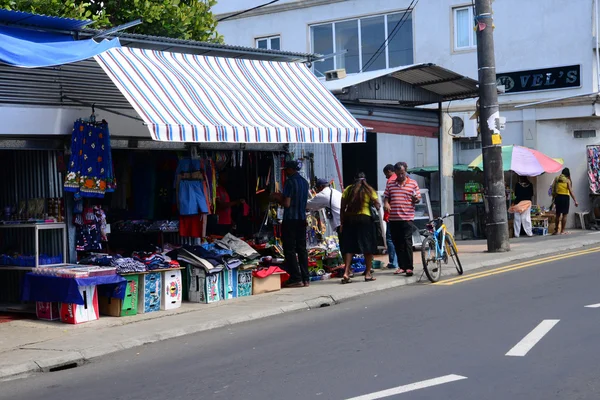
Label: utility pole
xmin=475 ymin=0 xmax=510 ymax=252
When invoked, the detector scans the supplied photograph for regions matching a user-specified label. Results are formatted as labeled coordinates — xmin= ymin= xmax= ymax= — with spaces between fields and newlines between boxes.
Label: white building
xmin=214 ymin=0 xmax=600 ymax=227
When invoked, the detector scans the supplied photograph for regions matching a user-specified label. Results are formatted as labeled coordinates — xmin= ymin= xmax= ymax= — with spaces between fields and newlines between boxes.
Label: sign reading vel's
xmin=496 ymin=65 xmax=581 ymax=94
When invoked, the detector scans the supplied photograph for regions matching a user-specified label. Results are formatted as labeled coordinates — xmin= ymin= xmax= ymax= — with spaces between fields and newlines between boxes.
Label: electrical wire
xmin=360 ymin=0 xmax=419 ymax=73
xmin=218 ymin=0 xmax=280 ymax=22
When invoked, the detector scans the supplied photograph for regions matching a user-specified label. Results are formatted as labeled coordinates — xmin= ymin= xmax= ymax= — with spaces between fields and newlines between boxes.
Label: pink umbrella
xmin=469 ymin=145 xmax=564 ymax=176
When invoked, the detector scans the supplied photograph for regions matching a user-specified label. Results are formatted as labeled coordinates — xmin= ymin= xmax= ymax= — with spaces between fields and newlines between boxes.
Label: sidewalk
xmin=2 ymin=231 xmax=600 ymax=380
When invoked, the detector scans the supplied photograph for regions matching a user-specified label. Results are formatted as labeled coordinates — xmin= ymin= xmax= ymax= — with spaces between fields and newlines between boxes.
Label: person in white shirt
xmin=306 ymin=178 xmax=342 ymax=231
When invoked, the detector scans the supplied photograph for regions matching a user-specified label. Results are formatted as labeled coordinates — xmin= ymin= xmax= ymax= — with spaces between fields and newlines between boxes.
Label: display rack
xmin=0 ymin=223 xmax=67 ymax=269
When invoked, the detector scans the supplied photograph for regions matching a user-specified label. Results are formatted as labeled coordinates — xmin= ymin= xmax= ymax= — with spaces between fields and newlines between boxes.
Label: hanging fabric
xmin=64 ymin=119 xmax=116 ymax=198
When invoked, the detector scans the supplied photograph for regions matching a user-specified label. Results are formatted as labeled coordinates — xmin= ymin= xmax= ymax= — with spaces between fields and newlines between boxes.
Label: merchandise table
xmin=21 ymin=273 xmax=127 ymax=304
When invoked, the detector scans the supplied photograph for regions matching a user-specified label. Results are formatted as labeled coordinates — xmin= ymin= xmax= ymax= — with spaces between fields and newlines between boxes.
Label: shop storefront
xmin=0 ymin=11 xmax=360 ymax=321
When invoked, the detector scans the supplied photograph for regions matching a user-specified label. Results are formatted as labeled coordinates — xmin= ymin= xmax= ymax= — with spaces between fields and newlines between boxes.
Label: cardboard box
xmin=60 ymin=285 xmax=99 ymax=324
xmin=121 ymin=275 xmax=139 ymax=316
xmin=138 ymin=272 xmax=161 ymax=313
xmin=99 ymin=275 xmax=139 ymax=317
xmin=36 ymin=302 xmax=60 ymax=321
xmin=252 ymin=273 xmax=282 ymax=295
xmin=222 ymin=268 xmax=238 ymax=300
xmin=161 ymin=270 xmax=183 ymax=310
xmin=99 ymin=295 xmax=121 ymax=317
xmin=189 ymin=267 xmax=222 ymax=304
xmin=237 ymin=270 xmax=253 ymax=298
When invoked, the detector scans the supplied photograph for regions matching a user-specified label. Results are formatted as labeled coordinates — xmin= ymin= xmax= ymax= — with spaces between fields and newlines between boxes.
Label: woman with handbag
xmin=339 ymin=172 xmax=380 ymax=284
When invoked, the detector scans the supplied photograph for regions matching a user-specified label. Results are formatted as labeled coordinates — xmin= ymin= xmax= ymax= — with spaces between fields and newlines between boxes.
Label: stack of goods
xmin=0 ymin=198 xmax=64 ymax=223
xmin=464 ymin=181 xmax=483 ymax=203
xmin=307 ymin=237 xmax=344 ymax=278
xmin=588 ymin=145 xmax=600 ymax=194
xmin=113 ymin=220 xmax=179 ymax=233
xmin=31 ymin=265 xmax=117 ymax=278
xmin=110 ymin=257 xmax=147 ymax=275
xmin=132 ymin=251 xmax=180 ymax=270
xmin=173 ymin=236 xmax=259 ymax=303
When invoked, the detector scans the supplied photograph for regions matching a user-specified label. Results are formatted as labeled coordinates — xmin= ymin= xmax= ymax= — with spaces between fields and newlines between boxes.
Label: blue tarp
xmin=22 ymin=273 xmax=127 ymax=304
xmin=0 ymin=26 xmax=120 ymax=68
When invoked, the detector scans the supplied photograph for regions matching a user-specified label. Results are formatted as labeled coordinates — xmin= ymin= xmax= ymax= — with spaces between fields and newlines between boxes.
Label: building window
xmin=310 ymin=11 xmax=414 ymax=77
xmin=453 ymin=6 xmax=476 ymax=50
xmin=460 ymin=141 xmax=482 ymax=150
xmin=574 ymin=129 xmax=597 ymax=139
xmin=256 ymin=36 xmax=281 ymax=50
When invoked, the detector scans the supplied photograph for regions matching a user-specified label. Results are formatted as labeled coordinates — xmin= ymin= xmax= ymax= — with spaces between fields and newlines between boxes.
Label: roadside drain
xmin=48 ymin=363 xmax=79 ymax=373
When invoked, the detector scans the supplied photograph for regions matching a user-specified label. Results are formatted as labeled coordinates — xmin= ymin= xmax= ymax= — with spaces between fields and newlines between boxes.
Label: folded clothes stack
xmin=132 ymin=252 xmax=180 ymax=270
xmin=110 ymin=256 xmax=147 ymax=274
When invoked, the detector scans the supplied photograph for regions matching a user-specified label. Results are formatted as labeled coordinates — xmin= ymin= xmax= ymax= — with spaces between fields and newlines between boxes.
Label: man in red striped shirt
xmin=383 ymin=162 xmax=421 ymax=277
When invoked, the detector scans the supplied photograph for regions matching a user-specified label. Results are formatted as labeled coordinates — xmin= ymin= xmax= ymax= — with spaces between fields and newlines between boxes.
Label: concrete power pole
xmin=474 ymin=0 xmax=510 ymax=252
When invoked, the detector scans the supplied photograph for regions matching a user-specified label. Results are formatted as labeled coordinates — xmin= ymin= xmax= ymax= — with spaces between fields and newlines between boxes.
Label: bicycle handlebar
xmin=429 ymin=213 xmax=459 ymax=223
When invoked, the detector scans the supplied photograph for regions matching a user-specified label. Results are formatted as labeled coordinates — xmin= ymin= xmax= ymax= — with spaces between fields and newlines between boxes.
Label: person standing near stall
xmin=271 ymin=160 xmax=310 ymax=287
xmin=215 ymin=172 xmax=245 ymax=236
xmin=339 ymin=172 xmax=380 ymax=284
xmin=306 ymin=178 xmax=342 ymax=231
xmin=384 ymin=162 xmax=421 ymax=277
xmin=511 ymin=176 xmax=534 ymax=237
xmin=552 ymin=168 xmax=579 ymax=235
xmin=382 ymin=164 xmax=399 ymax=271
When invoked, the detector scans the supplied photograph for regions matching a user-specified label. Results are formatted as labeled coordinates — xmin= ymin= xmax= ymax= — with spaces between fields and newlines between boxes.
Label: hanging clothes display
xmin=176 ymin=157 xmax=210 ymax=238
xmin=65 ymin=119 xmax=116 ymax=198
xmin=587 ymin=145 xmax=600 ymax=194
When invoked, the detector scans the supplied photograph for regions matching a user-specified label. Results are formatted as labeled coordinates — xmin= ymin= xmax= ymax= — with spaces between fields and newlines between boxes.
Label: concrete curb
xmin=2 ymin=238 xmax=598 ymax=381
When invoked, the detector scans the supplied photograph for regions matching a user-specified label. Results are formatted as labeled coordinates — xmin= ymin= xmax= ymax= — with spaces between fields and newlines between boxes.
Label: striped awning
xmin=94 ymin=47 xmax=366 ymax=143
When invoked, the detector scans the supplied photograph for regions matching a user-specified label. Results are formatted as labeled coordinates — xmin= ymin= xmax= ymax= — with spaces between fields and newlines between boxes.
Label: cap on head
xmin=316 ymin=178 xmax=329 ymax=187
xmin=284 ymin=160 xmax=301 ymax=171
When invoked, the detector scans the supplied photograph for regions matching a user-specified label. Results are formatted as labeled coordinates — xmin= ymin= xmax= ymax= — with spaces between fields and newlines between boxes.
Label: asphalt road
xmin=2 ymin=248 xmax=600 ymax=400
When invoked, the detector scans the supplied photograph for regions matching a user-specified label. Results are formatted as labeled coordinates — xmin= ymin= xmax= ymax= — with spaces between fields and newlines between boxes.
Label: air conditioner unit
xmin=325 ymin=68 xmax=347 ymax=81
xmin=451 ymin=113 xmax=478 ymax=138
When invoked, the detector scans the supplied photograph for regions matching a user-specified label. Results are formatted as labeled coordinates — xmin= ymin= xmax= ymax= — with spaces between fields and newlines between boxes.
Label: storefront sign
xmin=496 ymin=65 xmax=581 ymax=94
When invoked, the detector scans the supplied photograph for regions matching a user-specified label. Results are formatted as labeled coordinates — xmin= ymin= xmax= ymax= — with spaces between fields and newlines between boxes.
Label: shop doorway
xmin=342 ymin=132 xmax=378 ymax=189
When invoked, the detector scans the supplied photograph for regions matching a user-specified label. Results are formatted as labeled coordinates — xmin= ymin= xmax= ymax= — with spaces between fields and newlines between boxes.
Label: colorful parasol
xmin=468 ymin=145 xmax=564 ymax=176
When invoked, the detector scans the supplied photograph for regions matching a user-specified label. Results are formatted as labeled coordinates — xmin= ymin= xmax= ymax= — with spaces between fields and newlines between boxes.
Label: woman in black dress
xmin=339 ymin=173 xmax=380 ymax=284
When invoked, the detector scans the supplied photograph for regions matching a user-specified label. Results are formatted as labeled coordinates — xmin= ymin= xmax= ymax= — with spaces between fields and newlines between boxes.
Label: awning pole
xmin=331 ymin=143 xmax=344 ymax=190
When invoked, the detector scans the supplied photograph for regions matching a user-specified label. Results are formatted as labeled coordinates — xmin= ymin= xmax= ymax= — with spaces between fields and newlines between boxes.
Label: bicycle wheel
xmin=421 ymin=236 xmax=442 ymax=282
xmin=445 ymin=234 xmax=463 ymax=275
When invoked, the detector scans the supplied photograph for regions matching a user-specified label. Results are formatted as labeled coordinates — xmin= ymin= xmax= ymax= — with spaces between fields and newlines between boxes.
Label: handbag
xmin=324 ymin=188 xmax=334 ymax=220
xmin=369 ymin=202 xmax=380 ymax=223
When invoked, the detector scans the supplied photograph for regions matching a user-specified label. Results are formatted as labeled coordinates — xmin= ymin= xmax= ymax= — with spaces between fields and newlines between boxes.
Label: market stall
xmin=468 ymin=145 xmax=564 ymax=238
xmin=0 ymin=11 xmax=365 ymax=322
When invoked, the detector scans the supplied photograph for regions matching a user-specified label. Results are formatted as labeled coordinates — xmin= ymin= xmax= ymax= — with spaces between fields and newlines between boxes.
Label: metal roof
xmin=323 ymin=63 xmax=479 ymax=106
xmin=0 ymin=9 xmax=94 ymax=31
xmin=0 ymin=58 xmax=131 ymax=109
xmin=77 ymin=30 xmax=316 ymax=62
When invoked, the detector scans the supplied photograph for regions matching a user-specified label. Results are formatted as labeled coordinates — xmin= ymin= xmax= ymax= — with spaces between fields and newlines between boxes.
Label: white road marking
xmin=584 ymin=303 xmax=600 ymax=308
xmin=505 ymin=319 xmax=560 ymax=357
xmin=345 ymin=374 xmax=467 ymax=400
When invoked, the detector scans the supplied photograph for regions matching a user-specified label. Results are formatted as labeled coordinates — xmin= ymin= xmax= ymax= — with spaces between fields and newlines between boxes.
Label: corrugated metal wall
xmin=0 ymin=150 xmax=64 ymax=306
xmin=288 ymin=143 xmax=344 ymax=189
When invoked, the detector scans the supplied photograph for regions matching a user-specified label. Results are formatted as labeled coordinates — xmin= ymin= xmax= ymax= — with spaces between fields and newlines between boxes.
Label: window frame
xmin=452 ymin=5 xmax=476 ymax=52
xmin=309 ymin=10 xmax=414 ymax=75
xmin=255 ymin=35 xmax=281 ymax=50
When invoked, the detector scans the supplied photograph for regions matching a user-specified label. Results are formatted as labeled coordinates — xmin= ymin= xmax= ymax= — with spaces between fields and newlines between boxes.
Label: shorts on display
xmin=179 ymin=180 xmax=209 ymax=215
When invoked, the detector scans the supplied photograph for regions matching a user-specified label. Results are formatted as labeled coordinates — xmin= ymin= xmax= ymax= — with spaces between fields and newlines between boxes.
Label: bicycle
xmin=419 ymin=213 xmax=463 ymax=283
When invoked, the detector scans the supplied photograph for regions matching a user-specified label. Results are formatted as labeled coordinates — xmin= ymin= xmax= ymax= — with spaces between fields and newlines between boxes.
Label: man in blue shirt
xmin=271 ymin=160 xmax=310 ymax=287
